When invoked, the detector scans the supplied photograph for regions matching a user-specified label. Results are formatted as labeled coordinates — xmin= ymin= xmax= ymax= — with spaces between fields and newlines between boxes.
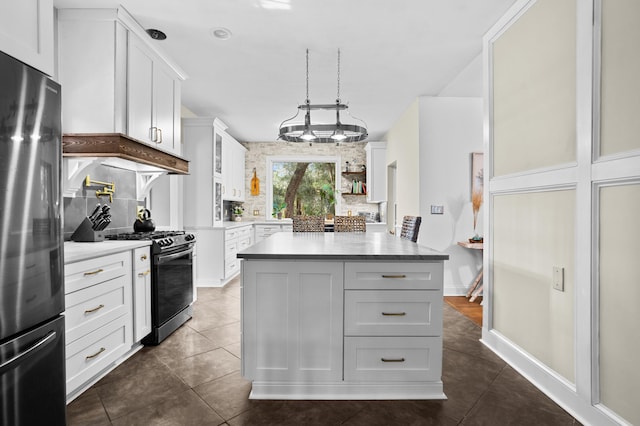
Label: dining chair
xmin=292 ymin=215 xmax=325 ymax=232
xmin=334 ymin=215 xmax=367 ymax=232
xmin=400 ymin=216 xmax=421 ymax=242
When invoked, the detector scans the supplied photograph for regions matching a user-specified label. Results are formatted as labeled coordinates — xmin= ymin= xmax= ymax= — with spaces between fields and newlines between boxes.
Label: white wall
xmin=438 ymin=54 xmax=483 ymax=98
xmin=418 ymin=97 xmax=483 ymax=295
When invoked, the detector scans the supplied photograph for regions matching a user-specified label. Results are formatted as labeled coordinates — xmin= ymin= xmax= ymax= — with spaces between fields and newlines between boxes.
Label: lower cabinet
xmin=132 ymin=247 xmax=152 ymax=342
xmin=242 ymin=259 xmax=445 ymax=399
xmin=254 ymin=223 xmax=292 ymax=243
xmin=242 ymin=261 xmax=344 ymax=382
xmin=64 ymin=244 xmax=151 ymax=402
xmin=189 ymin=224 xmax=253 ymax=286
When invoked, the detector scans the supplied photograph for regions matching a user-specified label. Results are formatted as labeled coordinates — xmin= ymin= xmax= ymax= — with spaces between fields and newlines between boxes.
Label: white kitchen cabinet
xmin=128 ymin=35 xmax=181 ymax=154
xmin=188 ymin=224 xmax=252 ymax=287
xmin=241 ymin=235 xmax=446 ymax=399
xmin=365 ymin=142 xmax=387 ymax=203
xmin=253 ymin=223 xmax=292 ymax=243
xmin=57 ymin=8 xmax=185 ymax=154
xmin=182 ymin=117 xmax=225 ymax=227
xmin=242 ymin=261 xmax=344 ymax=382
xmin=64 ymin=251 xmax=133 ymax=401
xmin=132 ymin=247 xmax=152 ymax=342
xmin=222 ymin=135 xmax=247 ymax=202
xmin=0 ymin=0 xmax=54 ymax=76
xmin=343 ymin=261 xmax=443 ymax=385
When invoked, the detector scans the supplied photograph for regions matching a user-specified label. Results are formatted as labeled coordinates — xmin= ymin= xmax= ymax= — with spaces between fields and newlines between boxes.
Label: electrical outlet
xmin=553 ymin=266 xmax=564 ymax=292
xmin=431 ymin=205 xmax=444 ymax=215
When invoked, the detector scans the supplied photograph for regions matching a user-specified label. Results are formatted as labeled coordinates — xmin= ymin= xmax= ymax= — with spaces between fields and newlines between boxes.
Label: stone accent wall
xmin=240 ymin=141 xmax=380 ymax=219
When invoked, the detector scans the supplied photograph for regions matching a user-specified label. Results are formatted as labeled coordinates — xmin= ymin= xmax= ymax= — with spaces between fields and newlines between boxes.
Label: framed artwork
xmin=471 ymin=152 xmax=484 ymax=199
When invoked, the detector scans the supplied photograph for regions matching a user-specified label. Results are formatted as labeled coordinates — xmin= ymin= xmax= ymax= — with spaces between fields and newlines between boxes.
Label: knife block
xmin=70 ymin=217 xmax=105 ymax=242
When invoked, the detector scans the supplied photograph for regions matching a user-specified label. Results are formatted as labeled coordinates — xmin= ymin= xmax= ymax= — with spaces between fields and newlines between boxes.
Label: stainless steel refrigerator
xmin=0 ymin=50 xmax=66 ymax=425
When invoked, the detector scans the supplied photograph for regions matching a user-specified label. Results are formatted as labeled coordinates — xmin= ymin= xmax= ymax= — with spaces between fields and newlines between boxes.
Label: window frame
xmin=265 ymin=155 xmax=342 ymax=219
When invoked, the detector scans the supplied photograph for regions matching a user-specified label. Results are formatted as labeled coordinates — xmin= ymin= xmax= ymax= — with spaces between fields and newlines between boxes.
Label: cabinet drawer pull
xmin=381 ymin=274 xmax=406 ymax=279
xmin=84 ymin=304 xmax=105 ymax=314
xmin=83 ymin=268 xmax=104 ymax=276
xmin=381 ymin=312 xmax=406 ymax=316
xmin=140 ymin=254 xmax=147 ymax=260
xmin=138 ymin=269 xmax=151 ymax=277
xmin=86 ymin=347 xmax=106 ymax=360
xmin=381 ymin=357 xmax=405 ymax=363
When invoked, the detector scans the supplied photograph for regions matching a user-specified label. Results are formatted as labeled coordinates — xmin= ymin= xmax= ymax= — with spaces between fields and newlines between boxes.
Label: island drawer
xmin=65 ymin=276 xmax=129 ymax=344
xmin=344 ymin=290 xmax=442 ymax=336
xmin=344 ymin=262 xmax=443 ymax=290
xmin=344 ymin=336 xmax=442 ymax=382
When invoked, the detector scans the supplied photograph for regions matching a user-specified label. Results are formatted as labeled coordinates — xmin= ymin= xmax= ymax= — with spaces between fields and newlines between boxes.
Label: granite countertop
xmin=237 ymin=232 xmax=448 ymax=261
xmin=64 ymin=240 xmax=152 ymax=264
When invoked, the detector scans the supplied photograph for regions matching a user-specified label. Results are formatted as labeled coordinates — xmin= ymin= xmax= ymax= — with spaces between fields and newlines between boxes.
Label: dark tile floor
xmin=67 ymin=277 xmax=580 ymax=425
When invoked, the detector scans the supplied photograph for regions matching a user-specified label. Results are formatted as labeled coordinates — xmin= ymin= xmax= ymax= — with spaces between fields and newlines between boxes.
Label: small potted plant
xmin=232 ymin=204 xmax=244 ymax=221
xmin=272 ymin=200 xmax=286 ymax=219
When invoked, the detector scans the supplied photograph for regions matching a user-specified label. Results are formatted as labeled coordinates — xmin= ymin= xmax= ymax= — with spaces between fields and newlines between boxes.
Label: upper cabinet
xmin=365 ymin=142 xmax=387 ymax=203
xmin=0 ymin=0 xmax=54 ymax=76
xmin=182 ymin=118 xmax=237 ymax=227
xmin=222 ymin=134 xmax=247 ymax=202
xmin=56 ymin=8 xmax=186 ymax=155
xmin=128 ymin=35 xmax=181 ymax=153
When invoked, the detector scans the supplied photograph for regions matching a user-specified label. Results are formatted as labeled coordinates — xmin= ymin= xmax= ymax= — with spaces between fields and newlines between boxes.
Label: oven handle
xmin=156 ymin=246 xmax=194 ymax=265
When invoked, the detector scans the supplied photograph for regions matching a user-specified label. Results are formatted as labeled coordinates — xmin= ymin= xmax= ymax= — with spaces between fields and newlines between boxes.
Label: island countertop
xmin=237 ymin=232 xmax=449 ymax=261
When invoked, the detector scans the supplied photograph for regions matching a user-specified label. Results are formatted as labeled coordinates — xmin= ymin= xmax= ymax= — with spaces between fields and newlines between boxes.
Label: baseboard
xmin=481 ymin=329 xmax=622 ymax=426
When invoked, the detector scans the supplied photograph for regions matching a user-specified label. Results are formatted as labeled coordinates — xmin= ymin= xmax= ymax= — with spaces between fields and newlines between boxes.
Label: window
xmin=266 ymin=156 xmax=341 ymax=219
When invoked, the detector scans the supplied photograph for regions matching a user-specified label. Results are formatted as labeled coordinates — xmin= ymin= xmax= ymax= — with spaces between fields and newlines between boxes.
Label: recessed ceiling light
xmin=146 ymin=29 xmax=167 ymax=40
xmin=211 ymin=27 xmax=232 ymax=40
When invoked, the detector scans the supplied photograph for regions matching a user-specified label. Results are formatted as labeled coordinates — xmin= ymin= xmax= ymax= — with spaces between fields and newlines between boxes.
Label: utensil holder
xmin=70 ymin=217 xmax=105 ymax=242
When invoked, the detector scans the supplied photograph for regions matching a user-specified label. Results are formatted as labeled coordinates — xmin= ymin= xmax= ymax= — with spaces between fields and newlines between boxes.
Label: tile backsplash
xmin=63 ymin=165 xmax=144 ymax=240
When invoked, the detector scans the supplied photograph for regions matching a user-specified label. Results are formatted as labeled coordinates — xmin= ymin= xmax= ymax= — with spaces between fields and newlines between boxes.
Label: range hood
xmin=62 ymin=133 xmax=189 ymax=175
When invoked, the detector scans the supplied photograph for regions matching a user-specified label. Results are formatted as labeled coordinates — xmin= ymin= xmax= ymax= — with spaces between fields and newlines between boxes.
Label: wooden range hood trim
xmin=62 ymin=133 xmax=189 ymax=175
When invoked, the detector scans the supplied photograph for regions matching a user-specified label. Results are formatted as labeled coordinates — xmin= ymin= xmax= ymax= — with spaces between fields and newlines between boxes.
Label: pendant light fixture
xmin=278 ymin=49 xmax=368 ymax=143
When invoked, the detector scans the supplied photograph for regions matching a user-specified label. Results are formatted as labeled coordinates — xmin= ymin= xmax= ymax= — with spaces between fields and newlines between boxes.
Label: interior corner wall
xmin=385 ymin=99 xmax=420 ymax=227
xmin=418 ymin=97 xmax=483 ymax=295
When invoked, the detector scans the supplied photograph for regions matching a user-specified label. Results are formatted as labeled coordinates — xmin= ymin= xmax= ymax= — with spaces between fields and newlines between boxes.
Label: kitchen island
xmin=237 ymin=232 xmax=449 ymax=400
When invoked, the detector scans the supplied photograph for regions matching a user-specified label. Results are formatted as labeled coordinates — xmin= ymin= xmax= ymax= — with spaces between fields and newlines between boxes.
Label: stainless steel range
xmin=106 ymin=230 xmax=195 ymax=345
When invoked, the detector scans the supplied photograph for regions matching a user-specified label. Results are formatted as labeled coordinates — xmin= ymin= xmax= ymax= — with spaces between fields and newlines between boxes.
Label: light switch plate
xmin=553 ymin=266 xmax=564 ymax=291
xmin=431 ymin=205 xmax=444 ymax=215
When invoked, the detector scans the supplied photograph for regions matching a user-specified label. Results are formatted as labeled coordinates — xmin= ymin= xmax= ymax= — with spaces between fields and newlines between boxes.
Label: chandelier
xmin=278 ymin=49 xmax=368 ymax=143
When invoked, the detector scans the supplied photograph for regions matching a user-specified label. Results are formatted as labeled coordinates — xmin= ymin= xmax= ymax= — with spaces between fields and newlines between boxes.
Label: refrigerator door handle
xmin=0 ymin=331 xmax=57 ymax=374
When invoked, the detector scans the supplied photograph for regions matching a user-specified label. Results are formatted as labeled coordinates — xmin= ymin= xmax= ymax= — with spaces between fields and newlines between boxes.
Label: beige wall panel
xmin=599 ymin=183 xmax=640 ymax=425
xmin=386 ymin=100 xmax=421 ymax=217
xmin=492 ymin=0 xmax=576 ymax=176
xmin=599 ymin=0 xmax=640 ymax=157
xmin=492 ymin=190 xmax=575 ymax=382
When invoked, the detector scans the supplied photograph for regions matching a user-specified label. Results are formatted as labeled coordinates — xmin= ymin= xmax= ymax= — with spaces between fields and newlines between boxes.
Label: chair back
xmin=292 ymin=215 xmax=325 ymax=232
xmin=334 ymin=216 xmax=367 ymax=232
xmin=400 ymin=216 xmax=421 ymax=242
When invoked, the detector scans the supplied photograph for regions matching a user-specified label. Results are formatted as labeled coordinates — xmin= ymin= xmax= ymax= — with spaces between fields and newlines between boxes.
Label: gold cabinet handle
xmin=381 ymin=274 xmax=406 ymax=279
xmin=84 ymin=268 xmax=104 ymax=276
xmin=138 ymin=269 xmax=151 ymax=277
xmin=86 ymin=347 xmax=106 ymax=360
xmin=381 ymin=357 xmax=405 ymax=363
xmin=140 ymin=254 xmax=147 ymax=260
xmin=381 ymin=312 xmax=406 ymax=316
xmin=84 ymin=304 xmax=105 ymax=314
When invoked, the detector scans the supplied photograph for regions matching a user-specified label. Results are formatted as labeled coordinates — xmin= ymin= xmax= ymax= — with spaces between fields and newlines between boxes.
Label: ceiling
xmin=52 ymin=0 xmax=516 ymax=142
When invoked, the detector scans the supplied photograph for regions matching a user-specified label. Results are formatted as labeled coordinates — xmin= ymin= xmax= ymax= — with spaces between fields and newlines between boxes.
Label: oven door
xmin=153 ymin=246 xmax=194 ymax=327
